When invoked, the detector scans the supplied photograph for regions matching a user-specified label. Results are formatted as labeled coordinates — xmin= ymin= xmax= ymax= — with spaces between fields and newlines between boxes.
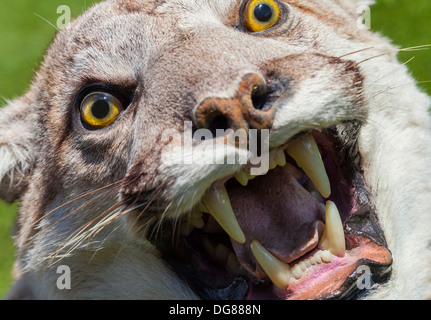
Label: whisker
xmin=398 ymin=44 xmax=431 ymax=52
xmin=25 ymin=175 xmax=143 ymax=252
xmin=46 ymin=180 xmax=125 ymax=215
xmin=340 ymin=44 xmax=431 ymax=59
xmin=46 ymin=200 xmax=128 ymax=267
xmin=44 ymin=174 xmax=140 ymax=220
xmin=136 ymin=186 xmax=166 ymax=221
xmin=22 ymin=180 xmax=126 ymax=237
xmin=84 ymin=201 xmax=128 ymax=244
xmin=356 ymin=52 xmax=392 ymax=65
xmin=33 ymin=12 xmax=60 ymax=31
xmin=42 ymin=175 xmax=143 ymax=268
xmin=336 ymin=46 xmax=375 ymax=59
xmin=355 ymin=44 xmax=431 ymax=66
xmin=84 ymin=200 xmax=148 ymax=245
xmin=364 ymin=80 xmax=431 ymax=106
xmin=39 ymin=183 xmax=123 ymax=238
xmin=371 ymin=56 xmax=416 ymax=85
xmin=128 ymin=182 xmax=171 ymax=243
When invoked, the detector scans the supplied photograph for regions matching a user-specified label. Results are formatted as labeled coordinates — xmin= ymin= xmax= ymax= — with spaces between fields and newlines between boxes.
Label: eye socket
xmin=243 ymin=0 xmax=282 ymax=33
xmin=80 ymin=92 xmax=124 ymax=129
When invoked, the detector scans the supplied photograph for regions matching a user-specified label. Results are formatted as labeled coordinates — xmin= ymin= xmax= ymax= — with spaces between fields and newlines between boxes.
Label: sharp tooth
xmin=268 ymin=150 xmax=278 ymax=170
xmin=202 ymin=237 xmax=216 ymax=255
xmin=225 ymin=253 xmax=243 ymax=275
xmin=246 ymin=170 xmax=257 ymax=181
xmin=189 ymin=208 xmax=205 ymax=229
xmin=320 ymin=250 xmax=333 ymax=263
xmin=291 ymin=264 xmax=303 ymax=279
xmin=309 ymin=255 xmax=317 ymax=265
xmin=269 ymin=158 xmax=277 ymax=170
xmin=234 ymin=170 xmax=249 ymax=187
xmin=250 ymin=240 xmax=292 ymax=290
xmin=180 ymin=222 xmax=195 ymax=236
xmin=268 ymin=149 xmax=286 ymax=170
xmin=311 ymin=191 xmax=324 ymax=203
xmin=300 ymin=261 xmax=307 ymax=272
xmin=181 ymin=208 xmax=203 ymax=236
xmin=214 ymin=243 xmax=231 ymax=264
xmin=286 ymin=134 xmax=331 ymax=198
xmin=202 ymin=184 xmax=246 ymax=244
xmin=203 ymin=238 xmax=232 ymax=265
xmin=313 ymin=252 xmax=323 ymax=264
xmin=275 ymin=149 xmax=287 ymax=167
xmin=318 ymin=201 xmax=346 ymax=257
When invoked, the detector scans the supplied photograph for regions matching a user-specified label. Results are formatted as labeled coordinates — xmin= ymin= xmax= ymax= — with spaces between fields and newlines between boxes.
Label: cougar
xmin=1 ymin=0 xmax=430 ymax=300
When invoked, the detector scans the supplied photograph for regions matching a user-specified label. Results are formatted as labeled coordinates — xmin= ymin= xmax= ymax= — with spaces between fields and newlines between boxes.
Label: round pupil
xmin=91 ymin=99 xmax=111 ymax=119
xmin=254 ymin=3 xmax=273 ymax=22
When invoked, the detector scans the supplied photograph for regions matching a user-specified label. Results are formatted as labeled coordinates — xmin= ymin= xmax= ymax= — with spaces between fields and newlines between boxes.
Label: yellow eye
xmin=80 ymin=92 xmax=123 ymax=129
xmin=243 ymin=0 xmax=281 ymax=32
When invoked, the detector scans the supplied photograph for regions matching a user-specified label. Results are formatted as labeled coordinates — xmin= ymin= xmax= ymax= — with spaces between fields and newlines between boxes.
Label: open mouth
xmin=150 ymin=128 xmax=393 ymax=300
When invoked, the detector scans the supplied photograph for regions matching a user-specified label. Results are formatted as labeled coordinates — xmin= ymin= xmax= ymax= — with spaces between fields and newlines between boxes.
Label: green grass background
xmin=0 ymin=0 xmax=430 ymax=299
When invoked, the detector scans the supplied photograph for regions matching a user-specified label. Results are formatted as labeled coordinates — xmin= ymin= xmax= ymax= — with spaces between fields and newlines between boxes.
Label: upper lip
xmin=186 ymin=132 xmax=347 ymax=290
xmin=145 ymin=125 xmax=392 ymax=300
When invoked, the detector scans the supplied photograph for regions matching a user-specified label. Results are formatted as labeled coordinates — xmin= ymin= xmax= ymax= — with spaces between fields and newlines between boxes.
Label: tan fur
xmin=1 ymin=0 xmax=430 ymax=299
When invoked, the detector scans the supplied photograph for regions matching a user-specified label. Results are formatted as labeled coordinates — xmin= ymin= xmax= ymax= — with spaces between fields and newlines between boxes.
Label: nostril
xmin=251 ymin=84 xmax=276 ymax=111
xmin=207 ymin=113 xmax=230 ymax=136
xmin=195 ymin=74 xmax=278 ymax=134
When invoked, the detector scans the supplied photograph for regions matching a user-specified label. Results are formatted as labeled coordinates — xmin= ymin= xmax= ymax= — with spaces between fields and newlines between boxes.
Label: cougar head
xmin=1 ymin=0 xmax=431 ymax=300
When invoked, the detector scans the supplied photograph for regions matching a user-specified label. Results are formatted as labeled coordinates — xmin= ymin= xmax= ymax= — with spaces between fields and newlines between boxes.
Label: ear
xmin=0 ymin=92 xmax=39 ymax=203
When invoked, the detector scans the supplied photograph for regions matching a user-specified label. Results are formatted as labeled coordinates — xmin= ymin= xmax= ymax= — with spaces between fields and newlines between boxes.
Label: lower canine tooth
xmin=250 ymin=240 xmax=292 ymax=290
xmin=286 ymin=134 xmax=331 ymax=198
xmin=202 ymin=184 xmax=246 ymax=244
xmin=318 ymin=201 xmax=346 ymax=257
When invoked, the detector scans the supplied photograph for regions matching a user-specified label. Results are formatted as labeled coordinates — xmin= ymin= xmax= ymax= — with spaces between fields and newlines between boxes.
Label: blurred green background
xmin=0 ymin=0 xmax=430 ymax=299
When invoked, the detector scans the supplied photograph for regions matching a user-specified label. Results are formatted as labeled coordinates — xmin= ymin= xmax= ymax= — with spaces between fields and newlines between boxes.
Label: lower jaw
xmin=268 ymin=230 xmax=393 ymax=300
xmin=150 ymin=128 xmax=393 ymax=300
xmin=152 ymin=207 xmax=392 ymax=300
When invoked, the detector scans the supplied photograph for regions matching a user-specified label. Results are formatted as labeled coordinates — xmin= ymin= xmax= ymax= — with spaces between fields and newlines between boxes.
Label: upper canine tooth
xmin=202 ymin=184 xmax=246 ymax=244
xmin=250 ymin=240 xmax=292 ymax=290
xmin=318 ymin=201 xmax=346 ymax=257
xmin=286 ymin=134 xmax=331 ymax=198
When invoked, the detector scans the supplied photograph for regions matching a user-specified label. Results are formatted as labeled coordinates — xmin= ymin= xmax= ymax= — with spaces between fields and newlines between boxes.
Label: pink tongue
xmin=227 ymin=163 xmax=325 ymax=277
